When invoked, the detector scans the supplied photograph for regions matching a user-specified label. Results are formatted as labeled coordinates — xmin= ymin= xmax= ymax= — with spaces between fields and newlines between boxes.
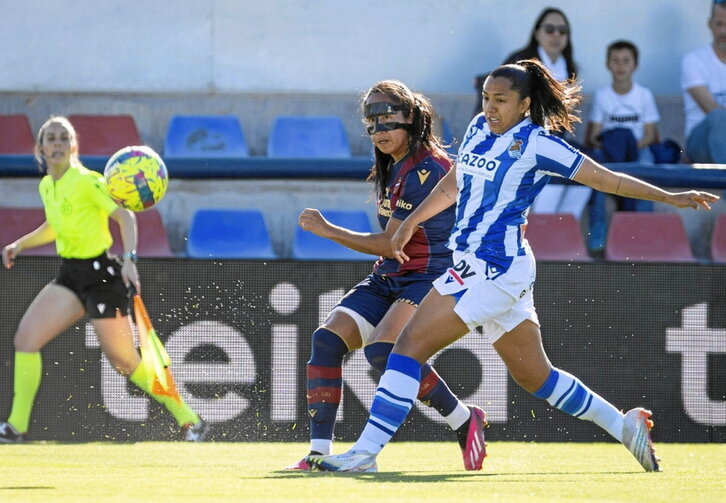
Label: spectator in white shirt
xmin=681 ymin=0 xmax=726 ymax=163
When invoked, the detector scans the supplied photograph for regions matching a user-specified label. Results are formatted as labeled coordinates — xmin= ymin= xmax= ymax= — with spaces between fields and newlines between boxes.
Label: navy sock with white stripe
xmin=534 ymin=368 xmax=624 ymax=441
xmin=352 ymin=353 xmax=421 ymax=454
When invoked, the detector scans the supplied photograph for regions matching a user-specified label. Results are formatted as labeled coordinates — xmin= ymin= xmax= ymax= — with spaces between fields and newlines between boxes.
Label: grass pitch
xmin=0 ymin=442 xmax=723 ymax=503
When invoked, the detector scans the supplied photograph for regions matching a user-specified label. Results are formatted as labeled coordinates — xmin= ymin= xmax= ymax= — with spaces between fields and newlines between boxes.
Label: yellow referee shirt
xmin=39 ymin=164 xmax=120 ymax=259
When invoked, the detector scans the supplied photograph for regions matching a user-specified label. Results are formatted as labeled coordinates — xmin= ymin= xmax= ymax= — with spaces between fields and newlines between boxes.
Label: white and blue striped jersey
xmin=450 ymin=115 xmax=585 ymax=270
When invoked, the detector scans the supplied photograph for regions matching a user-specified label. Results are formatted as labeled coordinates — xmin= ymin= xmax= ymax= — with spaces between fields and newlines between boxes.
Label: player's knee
xmin=108 ymin=355 xmax=139 ymax=376
xmin=364 ymin=341 xmax=394 ymax=372
xmin=13 ymin=331 xmax=40 ymax=352
xmin=308 ymin=327 xmax=349 ymax=366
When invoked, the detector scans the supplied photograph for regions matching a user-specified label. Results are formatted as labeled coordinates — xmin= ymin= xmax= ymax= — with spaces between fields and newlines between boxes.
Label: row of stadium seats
xmin=0 ymin=114 xmax=456 ymax=158
xmin=0 ymin=208 xmax=174 ymax=257
xmin=2 ymin=207 xmax=724 ymax=263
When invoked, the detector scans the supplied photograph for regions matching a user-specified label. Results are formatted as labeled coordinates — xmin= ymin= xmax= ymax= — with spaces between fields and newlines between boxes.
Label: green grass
xmin=0 ymin=442 xmax=723 ymax=503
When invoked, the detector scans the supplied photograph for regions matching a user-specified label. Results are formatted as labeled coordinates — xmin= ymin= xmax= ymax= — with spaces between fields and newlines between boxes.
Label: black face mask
xmin=364 ymin=102 xmax=413 ymax=135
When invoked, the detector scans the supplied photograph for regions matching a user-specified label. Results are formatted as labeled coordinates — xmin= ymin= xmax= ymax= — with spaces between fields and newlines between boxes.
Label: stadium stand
xmin=267 ymin=116 xmax=351 ymax=158
xmin=164 ymin=115 xmax=249 ymax=158
xmin=186 ymin=208 xmax=277 ymax=259
xmin=525 ymin=213 xmax=592 ymax=262
xmin=0 ymin=115 xmax=34 ymax=154
xmin=67 ymin=114 xmax=142 ymax=156
xmin=604 ymin=212 xmax=695 ymax=262
xmin=711 ymin=214 xmax=726 ymax=263
xmin=0 ymin=207 xmax=173 ymax=257
xmin=0 ymin=207 xmax=56 ymax=255
xmin=108 ymin=208 xmax=174 ymax=257
xmin=292 ymin=209 xmax=376 ymax=260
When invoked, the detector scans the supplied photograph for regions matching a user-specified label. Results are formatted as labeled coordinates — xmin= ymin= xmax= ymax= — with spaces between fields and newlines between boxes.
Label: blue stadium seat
xmin=164 ymin=115 xmax=248 ymax=158
xmin=293 ymin=210 xmax=377 ymax=260
xmin=186 ymin=209 xmax=276 ymax=259
xmin=267 ymin=116 xmax=351 ymax=158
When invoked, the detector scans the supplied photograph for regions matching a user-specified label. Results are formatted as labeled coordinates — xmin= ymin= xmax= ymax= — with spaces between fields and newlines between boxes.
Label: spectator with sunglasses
xmin=502 ymin=7 xmax=577 ymax=82
xmin=681 ymin=0 xmax=726 ymax=163
xmin=285 ymin=80 xmax=487 ymax=472
xmin=474 ymin=7 xmax=578 ymax=118
xmin=487 ymin=8 xmax=589 ymax=217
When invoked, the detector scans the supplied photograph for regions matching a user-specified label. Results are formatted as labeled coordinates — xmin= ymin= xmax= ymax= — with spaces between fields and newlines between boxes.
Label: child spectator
xmin=586 ymin=40 xmax=663 ymax=253
xmin=587 ymin=40 xmax=660 ymax=163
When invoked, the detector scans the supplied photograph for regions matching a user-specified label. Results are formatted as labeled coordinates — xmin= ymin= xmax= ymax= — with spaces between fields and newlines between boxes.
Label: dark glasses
xmin=541 ymin=24 xmax=569 ymax=35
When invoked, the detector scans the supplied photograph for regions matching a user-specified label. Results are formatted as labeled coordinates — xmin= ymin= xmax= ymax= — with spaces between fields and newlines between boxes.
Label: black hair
xmin=489 ymin=59 xmax=582 ymax=133
xmin=361 ymin=80 xmax=445 ymax=198
xmin=512 ymin=7 xmax=577 ymax=79
xmin=607 ymin=40 xmax=639 ymax=65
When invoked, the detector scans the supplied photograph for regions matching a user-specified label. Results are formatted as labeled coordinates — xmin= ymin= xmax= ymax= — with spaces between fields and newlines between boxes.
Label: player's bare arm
xmin=298 ymin=207 xmax=398 ymax=257
xmin=574 ymin=158 xmax=720 ymax=210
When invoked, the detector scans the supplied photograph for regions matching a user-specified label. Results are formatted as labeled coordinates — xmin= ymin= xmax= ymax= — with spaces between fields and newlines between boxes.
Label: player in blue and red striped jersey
xmin=286 ymin=80 xmax=486 ymax=471
xmin=307 ymin=61 xmax=719 ymax=473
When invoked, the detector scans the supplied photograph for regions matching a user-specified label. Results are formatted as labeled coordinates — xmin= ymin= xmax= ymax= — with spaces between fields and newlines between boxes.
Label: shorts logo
xmin=417 ymin=169 xmax=431 ymax=185
xmin=445 ymin=259 xmax=477 ymax=285
xmin=97 ymin=303 xmax=106 ymax=315
xmin=485 ymin=263 xmax=503 ymax=280
xmin=308 ymin=409 xmax=317 ymax=418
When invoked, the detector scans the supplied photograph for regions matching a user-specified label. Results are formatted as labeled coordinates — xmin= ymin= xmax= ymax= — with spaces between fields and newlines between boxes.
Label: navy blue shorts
xmin=336 ymin=272 xmax=438 ymax=327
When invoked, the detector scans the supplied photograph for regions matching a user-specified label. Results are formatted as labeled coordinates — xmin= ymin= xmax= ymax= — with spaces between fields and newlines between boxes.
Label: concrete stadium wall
xmin=0 ymin=0 xmax=711 ymax=96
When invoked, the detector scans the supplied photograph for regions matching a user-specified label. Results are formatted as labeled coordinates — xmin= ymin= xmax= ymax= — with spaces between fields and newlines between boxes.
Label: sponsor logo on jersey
xmin=396 ymin=198 xmax=412 ymax=210
xmin=458 ymin=153 xmax=500 ymax=174
xmin=417 ymin=169 xmax=431 ymax=185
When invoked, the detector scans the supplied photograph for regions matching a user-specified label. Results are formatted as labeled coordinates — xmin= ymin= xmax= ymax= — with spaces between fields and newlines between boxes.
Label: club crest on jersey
xmin=507 ymin=139 xmax=524 ymax=159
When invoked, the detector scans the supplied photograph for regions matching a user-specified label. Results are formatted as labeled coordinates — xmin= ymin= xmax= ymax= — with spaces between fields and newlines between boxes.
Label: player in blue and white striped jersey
xmin=306 ymin=59 xmax=719 ymax=474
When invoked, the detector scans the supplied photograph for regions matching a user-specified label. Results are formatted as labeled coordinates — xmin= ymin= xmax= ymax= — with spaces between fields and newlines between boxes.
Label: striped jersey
xmin=373 ymin=145 xmax=454 ymax=276
xmin=450 ymin=115 xmax=584 ymax=270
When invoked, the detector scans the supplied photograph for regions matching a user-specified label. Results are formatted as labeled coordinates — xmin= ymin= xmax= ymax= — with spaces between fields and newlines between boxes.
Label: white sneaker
xmin=306 ymin=450 xmax=378 ymax=472
xmin=622 ymin=408 xmax=660 ymax=472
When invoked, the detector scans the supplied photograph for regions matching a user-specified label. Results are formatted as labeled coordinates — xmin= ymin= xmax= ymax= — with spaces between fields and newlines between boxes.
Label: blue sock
xmin=534 ymin=368 xmax=624 ymax=441
xmin=352 ymin=353 xmax=421 ymax=454
xmin=307 ymin=328 xmax=349 ymax=452
xmin=365 ymin=342 xmax=460 ymax=418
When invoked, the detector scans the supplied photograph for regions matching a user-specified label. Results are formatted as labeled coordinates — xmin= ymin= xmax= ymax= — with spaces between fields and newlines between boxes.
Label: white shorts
xmin=432 ymin=250 xmax=539 ymax=344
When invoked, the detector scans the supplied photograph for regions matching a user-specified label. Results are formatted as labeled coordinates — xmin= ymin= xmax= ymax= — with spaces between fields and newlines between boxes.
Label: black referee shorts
xmin=53 ymin=253 xmax=129 ymax=319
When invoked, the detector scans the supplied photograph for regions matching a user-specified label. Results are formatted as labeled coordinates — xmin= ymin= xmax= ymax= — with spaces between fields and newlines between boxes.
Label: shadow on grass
xmin=0 ymin=486 xmax=55 ymax=490
xmin=263 ymin=469 xmax=639 ymax=482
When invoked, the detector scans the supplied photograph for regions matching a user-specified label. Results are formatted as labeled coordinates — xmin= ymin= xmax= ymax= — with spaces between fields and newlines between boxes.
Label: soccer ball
xmin=104 ymin=146 xmax=168 ymax=212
